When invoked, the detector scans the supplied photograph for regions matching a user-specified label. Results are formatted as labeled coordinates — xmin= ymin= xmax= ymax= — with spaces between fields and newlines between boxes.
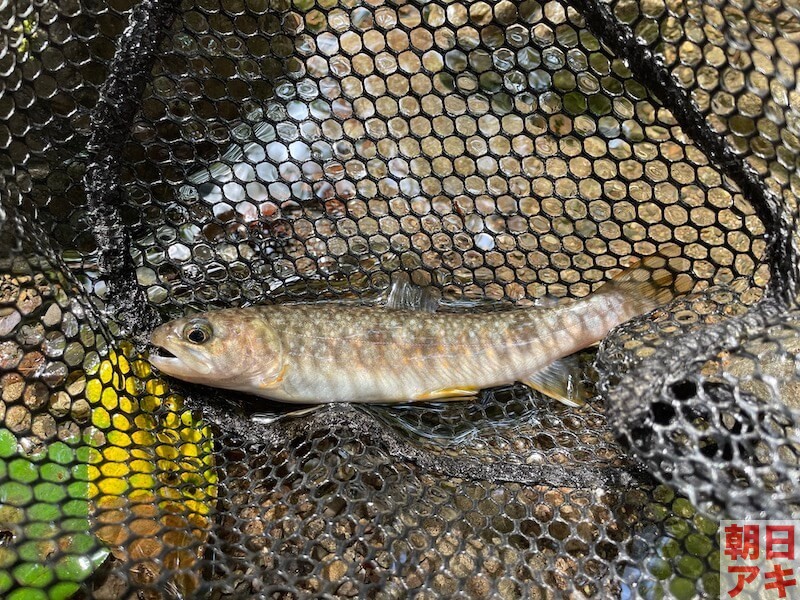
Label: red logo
xmin=721 ymin=521 xmax=799 ymax=599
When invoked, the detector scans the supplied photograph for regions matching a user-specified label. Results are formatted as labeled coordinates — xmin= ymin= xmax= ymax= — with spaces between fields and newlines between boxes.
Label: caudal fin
xmin=525 ymin=246 xmax=694 ymax=408
xmin=594 ymin=244 xmax=696 ymax=318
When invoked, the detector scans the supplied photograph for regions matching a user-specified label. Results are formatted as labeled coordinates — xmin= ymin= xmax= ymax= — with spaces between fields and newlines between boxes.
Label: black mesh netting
xmin=1 ymin=0 xmax=799 ymax=597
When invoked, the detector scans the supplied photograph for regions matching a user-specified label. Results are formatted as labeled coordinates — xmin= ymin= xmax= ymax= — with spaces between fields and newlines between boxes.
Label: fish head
xmin=149 ymin=309 xmax=283 ymax=389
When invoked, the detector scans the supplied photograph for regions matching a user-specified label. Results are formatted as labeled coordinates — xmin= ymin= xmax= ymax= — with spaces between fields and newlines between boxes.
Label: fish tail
xmin=594 ymin=244 xmax=695 ymax=319
xmin=524 ymin=246 xmax=694 ymax=408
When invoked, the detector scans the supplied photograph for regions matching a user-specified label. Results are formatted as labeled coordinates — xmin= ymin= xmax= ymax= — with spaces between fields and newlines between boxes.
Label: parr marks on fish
xmin=149 ymin=247 xmax=694 ymax=406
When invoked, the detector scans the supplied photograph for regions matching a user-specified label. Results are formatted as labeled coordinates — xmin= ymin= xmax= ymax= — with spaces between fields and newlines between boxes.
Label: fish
xmin=149 ymin=249 xmax=694 ymax=407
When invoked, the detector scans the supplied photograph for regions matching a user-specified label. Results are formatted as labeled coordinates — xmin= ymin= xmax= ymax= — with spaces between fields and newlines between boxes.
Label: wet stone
xmin=16 ymin=323 xmax=45 ymax=347
xmin=1 ymin=373 xmax=25 ymax=403
xmin=30 ymin=414 xmax=57 ymax=441
xmin=0 ymin=309 xmax=21 ymax=337
xmin=323 ymin=559 xmax=348 ymax=581
xmin=48 ymin=391 xmax=71 ymax=417
xmin=0 ymin=341 xmax=24 ymax=370
xmin=69 ymin=399 xmax=90 ymax=423
xmin=42 ymin=332 xmax=66 ymax=358
xmin=41 ymin=303 xmax=61 ymax=327
xmin=16 ymin=288 xmax=43 ymax=315
xmin=5 ymin=405 xmax=31 ymax=434
xmin=40 ymin=361 xmax=68 ymax=387
xmin=23 ymin=382 xmax=48 ymax=410
xmin=17 ymin=351 xmax=45 ymax=379
xmin=56 ymin=422 xmax=80 ymax=444
xmin=0 ymin=276 xmax=21 ymax=304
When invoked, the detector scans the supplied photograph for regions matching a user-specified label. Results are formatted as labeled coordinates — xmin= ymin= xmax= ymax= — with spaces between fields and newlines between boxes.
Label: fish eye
xmin=184 ymin=321 xmax=212 ymax=344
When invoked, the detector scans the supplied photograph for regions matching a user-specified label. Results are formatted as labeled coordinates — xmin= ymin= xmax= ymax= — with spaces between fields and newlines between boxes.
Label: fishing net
xmin=1 ymin=0 xmax=798 ymax=597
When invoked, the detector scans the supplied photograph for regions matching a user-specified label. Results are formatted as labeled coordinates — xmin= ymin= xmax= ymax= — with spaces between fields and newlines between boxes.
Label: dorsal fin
xmin=534 ymin=294 xmax=562 ymax=308
xmin=385 ymin=273 xmax=441 ymax=312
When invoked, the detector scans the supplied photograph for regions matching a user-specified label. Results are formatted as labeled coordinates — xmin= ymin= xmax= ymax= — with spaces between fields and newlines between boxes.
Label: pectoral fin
xmin=258 ymin=363 xmax=288 ymax=389
xmin=524 ymin=356 xmax=588 ymax=407
xmin=413 ymin=386 xmax=480 ymax=401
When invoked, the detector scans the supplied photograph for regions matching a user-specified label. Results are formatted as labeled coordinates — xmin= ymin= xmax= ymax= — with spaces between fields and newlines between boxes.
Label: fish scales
xmin=229 ymin=303 xmax=591 ymax=402
xmin=149 ymin=248 xmax=693 ymax=406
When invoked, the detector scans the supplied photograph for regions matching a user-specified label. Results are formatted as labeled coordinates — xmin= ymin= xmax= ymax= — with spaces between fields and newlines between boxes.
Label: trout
xmin=149 ymin=251 xmax=693 ymax=406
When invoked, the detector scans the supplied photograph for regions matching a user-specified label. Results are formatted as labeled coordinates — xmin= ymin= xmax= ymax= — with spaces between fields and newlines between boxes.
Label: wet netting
xmin=1 ymin=0 xmax=799 ymax=597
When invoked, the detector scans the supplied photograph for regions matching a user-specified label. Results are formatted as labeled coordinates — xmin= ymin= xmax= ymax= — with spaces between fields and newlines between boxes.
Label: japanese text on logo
xmin=721 ymin=520 xmax=799 ymax=599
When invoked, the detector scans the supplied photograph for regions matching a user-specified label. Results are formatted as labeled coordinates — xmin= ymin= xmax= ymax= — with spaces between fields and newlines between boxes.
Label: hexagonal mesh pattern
xmin=0 ymin=0 xmax=798 ymax=597
xmin=127 ymin=0 xmax=769 ymax=310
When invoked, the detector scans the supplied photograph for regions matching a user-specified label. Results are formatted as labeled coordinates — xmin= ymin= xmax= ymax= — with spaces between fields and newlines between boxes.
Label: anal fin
xmin=414 ymin=386 xmax=480 ymax=402
xmin=524 ymin=356 xmax=588 ymax=407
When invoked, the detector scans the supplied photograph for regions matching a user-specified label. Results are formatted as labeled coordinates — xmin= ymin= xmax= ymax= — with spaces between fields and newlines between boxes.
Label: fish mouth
xmin=149 ymin=322 xmax=216 ymax=379
xmin=149 ymin=344 xmax=185 ymax=373
xmin=152 ymin=346 xmax=177 ymax=359
xmin=149 ymin=338 xmax=214 ymax=377
xmin=150 ymin=326 xmax=178 ymax=371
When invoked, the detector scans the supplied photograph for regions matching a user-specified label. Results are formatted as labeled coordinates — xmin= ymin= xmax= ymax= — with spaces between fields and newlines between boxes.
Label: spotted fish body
xmin=222 ymin=300 xmax=621 ymax=402
xmin=150 ymin=251 xmax=692 ymax=406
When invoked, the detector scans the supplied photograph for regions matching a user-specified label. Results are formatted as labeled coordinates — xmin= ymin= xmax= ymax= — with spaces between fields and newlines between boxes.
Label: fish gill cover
xmin=0 ymin=0 xmax=798 ymax=598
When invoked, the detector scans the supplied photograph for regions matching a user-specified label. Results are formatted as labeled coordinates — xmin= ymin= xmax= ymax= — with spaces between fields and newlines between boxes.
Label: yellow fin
xmin=524 ymin=356 xmax=588 ymax=407
xmin=414 ymin=386 xmax=480 ymax=401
